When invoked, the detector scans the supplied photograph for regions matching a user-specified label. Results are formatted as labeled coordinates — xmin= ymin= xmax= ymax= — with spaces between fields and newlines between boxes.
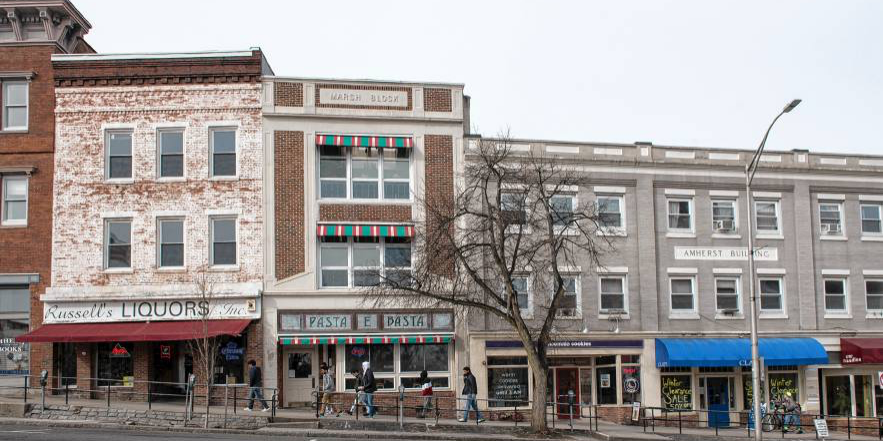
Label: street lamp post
xmin=746 ymin=99 xmax=801 ymax=441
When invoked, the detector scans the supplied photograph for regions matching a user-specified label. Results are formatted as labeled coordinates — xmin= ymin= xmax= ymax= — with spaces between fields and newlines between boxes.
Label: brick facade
xmin=424 ymin=88 xmax=453 ymax=113
xmin=274 ymin=82 xmax=303 ymax=107
xmin=273 ymin=131 xmax=305 ymax=280
xmin=318 ymin=204 xmax=413 ymax=223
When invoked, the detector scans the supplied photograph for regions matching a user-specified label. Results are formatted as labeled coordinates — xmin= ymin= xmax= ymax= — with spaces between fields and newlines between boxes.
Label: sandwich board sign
xmin=814 ymin=419 xmax=829 ymax=438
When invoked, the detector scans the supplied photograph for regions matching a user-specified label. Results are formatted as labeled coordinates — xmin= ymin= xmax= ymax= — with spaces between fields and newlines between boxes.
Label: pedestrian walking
xmin=358 ymin=361 xmax=377 ymax=418
xmin=319 ymin=366 xmax=339 ymax=417
xmin=346 ymin=369 xmax=365 ymax=416
xmin=417 ymin=370 xmax=433 ymax=418
xmin=244 ymin=359 xmax=269 ymax=412
xmin=458 ymin=366 xmax=484 ymax=423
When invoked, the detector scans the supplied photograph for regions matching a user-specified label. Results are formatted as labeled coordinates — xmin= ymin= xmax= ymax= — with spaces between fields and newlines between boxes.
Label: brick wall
xmin=318 ymin=204 xmax=412 ymax=223
xmin=274 ymin=131 xmax=305 ymax=280
xmin=274 ymin=82 xmax=303 ymax=107
xmin=423 ymin=135 xmax=455 ymax=275
xmin=424 ymin=88 xmax=453 ymax=113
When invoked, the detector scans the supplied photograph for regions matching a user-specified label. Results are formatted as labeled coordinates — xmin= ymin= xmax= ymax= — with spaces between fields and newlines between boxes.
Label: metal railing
xmin=641 ymin=405 xmax=883 ymax=440
xmin=0 ymin=373 xmax=278 ymax=428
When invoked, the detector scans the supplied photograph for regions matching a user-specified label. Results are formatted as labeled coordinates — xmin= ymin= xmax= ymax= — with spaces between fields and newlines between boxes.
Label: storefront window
xmin=344 ymin=344 xmax=393 ymax=373
xmin=876 ymin=384 xmax=883 ymax=417
xmin=596 ymin=359 xmax=617 ymax=405
xmin=215 ymin=335 xmax=246 ymax=384
xmin=487 ymin=356 xmax=530 ymax=408
xmin=622 ymin=355 xmax=641 ymax=404
xmin=579 ymin=368 xmax=593 ymax=407
xmin=768 ymin=372 xmax=799 ymax=402
xmin=400 ymin=343 xmax=448 ymax=373
xmin=855 ymin=375 xmax=873 ymax=417
xmin=825 ymin=375 xmax=852 ymax=416
xmin=0 ymin=286 xmax=29 ymax=375
xmin=96 ymin=343 xmax=134 ymax=386
xmin=661 ymin=375 xmax=692 ymax=410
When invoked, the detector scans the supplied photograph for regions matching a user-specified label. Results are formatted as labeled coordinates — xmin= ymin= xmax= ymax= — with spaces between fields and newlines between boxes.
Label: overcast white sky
xmin=74 ymin=0 xmax=883 ymax=155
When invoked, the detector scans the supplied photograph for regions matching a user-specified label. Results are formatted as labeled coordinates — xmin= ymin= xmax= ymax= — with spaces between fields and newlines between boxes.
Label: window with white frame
xmin=550 ymin=195 xmax=575 ymax=227
xmin=106 ymin=130 xmax=133 ymax=180
xmin=715 ymin=277 xmax=741 ymax=313
xmin=319 ymin=236 xmax=412 ymax=288
xmin=342 ymin=343 xmax=452 ymax=391
xmin=823 ymin=278 xmax=848 ymax=314
xmin=1 ymin=80 xmax=28 ymax=131
xmin=158 ymin=129 xmax=184 ymax=178
xmin=210 ymin=217 xmax=236 ymax=266
xmin=157 ymin=218 xmax=184 ymax=268
xmin=711 ymin=200 xmax=737 ymax=233
xmin=819 ymin=202 xmax=843 ymax=235
xmin=210 ymin=128 xmax=236 ymax=177
xmin=860 ymin=204 xmax=882 ymax=234
xmin=759 ymin=278 xmax=784 ymax=313
xmin=599 ymin=276 xmax=626 ymax=314
xmin=104 ymin=219 xmax=132 ymax=269
xmin=500 ymin=192 xmax=528 ymax=226
xmin=597 ymin=195 xmax=624 ymax=230
xmin=318 ymin=145 xmax=411 ymax=200
xmin=669 ymin=277 xmax=696 ymax=313
xmin=667 ymin=199 xmax=692 ymax=231
xmin=866 ymin=280 xmax=883 ymax=312
xmin=1 ymin=176 xmax=27 ymax=226
xmin=755 ymin=200 xmax=780 ymax=233
xmin=511 ymin=276 xmax=531 ymax=315
xmin=555 ymin=275 xmax=580 ymax=318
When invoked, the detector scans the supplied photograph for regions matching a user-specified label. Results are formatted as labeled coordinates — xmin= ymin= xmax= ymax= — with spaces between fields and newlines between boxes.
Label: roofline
xmin=0 ymin=0 xmax=92 ymax=29
xmin=265 ymin=75 xmax=465 ymax=88
xmin=467 ymin=134 xmax=883 ymax=160
xmin=51 ymin=48 xmax=260 ymax=62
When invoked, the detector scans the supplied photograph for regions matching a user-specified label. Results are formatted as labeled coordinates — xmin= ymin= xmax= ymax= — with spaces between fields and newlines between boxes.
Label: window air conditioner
xmin=821 ymin=223 xmax=842 ymax=235
xmin=713 ymin=220 xmax=735 ymax=233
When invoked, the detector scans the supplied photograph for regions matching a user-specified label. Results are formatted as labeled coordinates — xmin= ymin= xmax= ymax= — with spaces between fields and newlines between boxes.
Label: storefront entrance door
xmin=555 ymin=367 xmax=580 ymax=419
xmin=284 ymin=347 xmax=317 ymax=404
xmin=706 ymin=377 xmax=730 ymax=427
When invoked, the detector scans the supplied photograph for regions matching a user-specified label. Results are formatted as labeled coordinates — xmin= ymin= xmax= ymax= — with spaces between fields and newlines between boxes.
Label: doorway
xmin=54 ymin=343 xmax=77 ymax=387
xmin=152 ymin=342 xmax=182 ymax=398
xmin=554 ymin=367 xmax=581 ymax=419
xmin=706 ymin=377 xmax=731 ymax=427
xmin=284 ymin=347 xmax=317 ymax=405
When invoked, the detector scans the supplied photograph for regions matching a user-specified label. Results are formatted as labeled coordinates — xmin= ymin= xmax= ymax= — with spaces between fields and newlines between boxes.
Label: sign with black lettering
xmin=661 ymin=375 xmax=692 ymax=410
xmin=305 ymin=314 xmax=350 ymax=331
xmin=43 ymin=299 xmax=258 ymax=324
xmin=814 ymin=419 xmax=829 ymax=438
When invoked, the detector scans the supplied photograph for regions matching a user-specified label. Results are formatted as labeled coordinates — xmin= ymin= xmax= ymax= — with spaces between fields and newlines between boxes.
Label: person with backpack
xmin=417 ymin=370 xmax=433 ymax=418
xmin=458 ymin=366 xmax=484 ymax=423
xmin=244 ymin=359 xmax=269 ymax=412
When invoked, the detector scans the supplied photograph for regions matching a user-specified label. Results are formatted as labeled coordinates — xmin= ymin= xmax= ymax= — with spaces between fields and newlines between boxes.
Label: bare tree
xmin=187 ymin=268 xmax=218 ymax=429
xmin=366 ymin=133 xmax=613 ymax=433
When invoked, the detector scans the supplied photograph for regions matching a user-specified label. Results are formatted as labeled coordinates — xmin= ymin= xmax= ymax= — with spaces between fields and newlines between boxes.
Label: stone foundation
xmin=25 ymin=404 xmax=268 ymax=430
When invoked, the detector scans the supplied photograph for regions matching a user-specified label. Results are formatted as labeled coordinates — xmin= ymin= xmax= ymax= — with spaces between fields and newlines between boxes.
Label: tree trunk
xmin=526 ymin=351 xmax=550 ymax=433
xmin=204 ymin=384 xmax=210 ymax=428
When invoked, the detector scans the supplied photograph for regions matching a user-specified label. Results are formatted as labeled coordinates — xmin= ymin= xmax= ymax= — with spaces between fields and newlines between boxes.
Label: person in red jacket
xmin=417 ymin=370 xmax=433 ymax=418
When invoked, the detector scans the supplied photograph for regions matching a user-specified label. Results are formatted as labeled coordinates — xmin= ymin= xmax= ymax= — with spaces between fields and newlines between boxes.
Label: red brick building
xmin=0 ymin=0 xmax=92 ymax=379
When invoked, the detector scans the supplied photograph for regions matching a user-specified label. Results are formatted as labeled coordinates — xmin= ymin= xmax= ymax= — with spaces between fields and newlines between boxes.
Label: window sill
xmin=103 ymin=268 xmax=134 ymax=274
xmin=554 ymin=315 xmax=584 ymax=320
xmin=597 ymin=229 xmax=627 ymax=237
xmin=209 ymin=265 xmax=240 ymax=272
xmin=666 ymin=232 xmax=696 ymax=239
xmin=156 ymin=267 xmax=187 ymax=273
xmin=711 ymin=233 xmax=741 ymax=240
xmin=864 ymin=313 xmax=883 ymax=319
xmin=0 ymin=223 xmax=27 ymax=229
xmin=759 ymin=313 xmax=788 ymax=319
xmin=715 ymin=313 xmax=745 ymax=320
xmin=157 ymin=177 xmax=186 ymax=183
xmin=105 ymin=179 xmax=134 ymax=185
xmin=823 ymin=313 xmax=852 ymax=319
xmin=598 ymin=312 xmax=629 ymax=320
xmin=0 ymin=128 xmax=28 ymax=134
xmin=860 ymin=235 xmax=883 ymax=242
xmin=755 ymin=234 xmax=784 ymax=240
xmin=318 ymin=199 xmax=414 ymax=205
xmin=668 ymin=313 xmax=700 ymax=320
xmin=820 ymin=235 xmax=848 ymax=241
xmin=505 ymin=226 xmax=532 ymax=235
xmin=210 ymin=176 xmax=239 ymax=182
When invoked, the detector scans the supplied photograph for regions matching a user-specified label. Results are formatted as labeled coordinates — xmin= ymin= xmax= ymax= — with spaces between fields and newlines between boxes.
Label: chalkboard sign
xmin=661 ymin=375 xmax=692 ymax=410
xmin=488 ymin=367 xmax=529 ymax=407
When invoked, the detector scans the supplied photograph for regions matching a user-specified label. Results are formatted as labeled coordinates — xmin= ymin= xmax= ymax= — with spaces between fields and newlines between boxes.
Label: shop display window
xmin=595 ymin=359 xmax=617 ymax=405
xmin=214 ymin=335 xmax=245 ymax=384
xmin=825 ymin=375 xmax=852 ymax=416
xmin=96 ymin=342 xmax=134 ymax=386
xmin=343 ymin=343 xmax=450 ymax=391
xmin=486 ymin=356 xmax=529 ymax=407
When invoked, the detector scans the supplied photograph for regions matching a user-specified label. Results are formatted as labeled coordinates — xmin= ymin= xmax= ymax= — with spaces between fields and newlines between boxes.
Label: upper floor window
xmin=669 ymin=277 xmax=696 ymax=314
xmin=759 ymin=278 xmax=784 ymax=313
xmin=158 ymin=218 xmax=184 ymax=268
xmin=1 ymin=80 xmax=28 ymax=131
xmin=158 ymin=130 xmax=184 ymax=178
xmin=555 ymin=275 xmax=580 ymax=318
xmin=500 ymin=192 xmax=527 ymax=226
xmin=715 ymin=277 xmax=741 ymax=314
xmin=711 ymin=199 xmax=737 ymax=233
xmin=866 ymin=280 xmax=883 ymax=312
xmin=819 ymin=202 xmax=843 ymax=236
xmin=667 ymin=199 xmax=693 ymax=231
xmin=318 ymin=143 xmax=411 ymax=200
xmin=1 ymin=175 xmax=27 ymax=226
xmin=106 ymin=131 xmax=133 ymax=180
xmin=823 ymin=278 xmax=848 ymax=314
xmin=210 ymin=217 xmax=237 ymax=266
xmin=210 ymin=129 xmax=237 ymax=177
xmin=104 ymin=219 xmax=132 ymax=269
xmin=319 ymin=236 xmax=413 ymax=288
xmin=860 ymin=204 xmax=882 ymax=234
xmin=550 ymin=195 xmax=575 ymax=227
xmin=512 ymin=275 xmax=531 ymax=315
xmin=599 ymin=276 xmax=626 ymax=314
xmin=597 ymin=195 xmax=624 ymax=230
xmin=755 ymin=200 xmax=780 ymax=233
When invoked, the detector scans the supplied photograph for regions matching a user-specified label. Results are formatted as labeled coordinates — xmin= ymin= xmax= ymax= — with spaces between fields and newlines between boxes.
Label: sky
xmin=72 ymin=0 xmax=883 ymax=155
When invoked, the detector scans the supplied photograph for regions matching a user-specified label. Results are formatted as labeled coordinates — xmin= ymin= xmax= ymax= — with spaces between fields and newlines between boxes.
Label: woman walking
xmin=417 ymin=370 xmax=433 ymax=418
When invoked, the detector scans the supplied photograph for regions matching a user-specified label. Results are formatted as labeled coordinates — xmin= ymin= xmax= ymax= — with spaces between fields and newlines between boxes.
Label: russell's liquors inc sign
xmin=43 ymin=299 xmax=258 ymax=324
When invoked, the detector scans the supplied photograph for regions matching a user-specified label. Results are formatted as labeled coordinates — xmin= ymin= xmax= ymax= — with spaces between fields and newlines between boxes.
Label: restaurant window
xmin=711 ymin=199 xmax=737 ymax=233
xmin=855 ymin=375 xmax=874 ymax=417
xmin=555 ymin=275 xmax=580 ymax=318
xmin=621 ymin=355 xmax=641 ymax=404
xmin=1 ymin=175 xmax=27 ymax=226
xmin=104 ymin=219 xmax=132 ymax=269
xmin=667 ymin=199 xmax=693 ymax=231
xmin=0 ymin=286 xmax=29 ymax=375
xmin=319 ymin=236 xmax=413 ymax=288
xmin=158 ymin=129 xmax=184 ymax=178
xmin=400 ymin=344 xmax=450 ymax=389
xmin=1 ymin=80 xmax=28 ymax=130
xmin=759 ymin=278 xmax=784 ymax=313
xmin=755 ymin=200 xmax=780 ymax=233
xmin=599 ymin=276 xmax=626 ymax=314
xmin=669 ymin=277 xmax=696 ymax=314
xmin=210 ymin=128 xmax=237 ymax=177
xmin=342 ymin=343 xmax=440 ymax=392
xmin=595 ymin=356 xmax=617 ymax=405
xmin=96 ymin=343 xmax=134 ymax=386
xmin=158 ymin=218 xmax=184 ymax=268
xmin=105 ymin=130 xmax=133 ymax=180
xmin=500 ymin=192 xmax=528 ymax=226
xmin=823 ymin=278 xmax=848 ymax=314
xmin=825 ymin=375 xmax=852 ymax=416
xmin=860 ymin=204 xmax=882 ymax=234
xmin=819 ymin=202 xmax=844 ymax=236
xmin=210 ymin=217 xmax=237 ymax=266
xmin=486 ymin=356 xmax=529 ymax=407
xmin=715 ymin=277 xmax=741 ymax=313
xmin=214 ymin=335 xmax=245 ymax=384
xmin=318 ymin=144 xmax=411 ymax=200
xmin=866 ymin=280 xmax=883 ymax=312
xmin=597 ymin=195 xmax=624 ymax=231
xmin=550 ymin=195 xmax=575 ymax=227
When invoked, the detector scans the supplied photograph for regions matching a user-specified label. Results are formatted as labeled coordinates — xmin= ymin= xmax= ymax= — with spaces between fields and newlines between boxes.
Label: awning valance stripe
xmin=316 ymin=135 xmax=413 ymax=148
xmin=280 ymin=335 xmax=453 ymax=345
xmin=317 ymin=224 xmax=414 ymax=238
xmin=655 ymin=338 xmax=828 ymax=368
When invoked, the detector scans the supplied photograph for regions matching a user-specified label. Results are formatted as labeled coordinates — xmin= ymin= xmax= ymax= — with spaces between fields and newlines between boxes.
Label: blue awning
xmin=655 ymin=338 xmax=828 ymax=368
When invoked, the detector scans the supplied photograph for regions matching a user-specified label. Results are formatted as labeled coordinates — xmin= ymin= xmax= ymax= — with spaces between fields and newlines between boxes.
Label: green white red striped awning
xmin=279 ymin=335 xmax=453 ymax=345
xmin=316 ymin=134 xmax=413 ymax=148
xmin=317 ymin=224 xmax=414 ymax=238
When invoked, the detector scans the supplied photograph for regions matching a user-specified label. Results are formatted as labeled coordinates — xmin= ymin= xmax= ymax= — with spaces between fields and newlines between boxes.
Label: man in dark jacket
xmin=358 ymin=361 xmax=377 ymax=417
xmin=458 ymin=366 xmax=484 ymax=422
xmin=245 ymin=359 xmax=269 ymax=411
